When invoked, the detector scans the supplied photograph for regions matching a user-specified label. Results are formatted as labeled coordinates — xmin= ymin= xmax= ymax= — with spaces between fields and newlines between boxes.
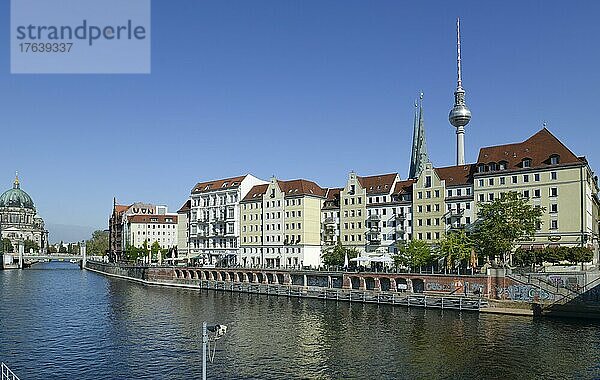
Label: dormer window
xmin=522 ymin=158 xmax=532 ymax=168
xmin=498 ymin=161 xmax=508 ymax=170
xmin=550 ymin=155 xmax=560 ymax=165
xmin=477 ymin=165 xmax=485 ymax=173
xmin=488 ymin=162 xmax=497 ymax=171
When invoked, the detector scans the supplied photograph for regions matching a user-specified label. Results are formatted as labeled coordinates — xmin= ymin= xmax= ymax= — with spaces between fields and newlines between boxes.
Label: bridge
xmin=1 ymin=245 xmax=87 ymax=270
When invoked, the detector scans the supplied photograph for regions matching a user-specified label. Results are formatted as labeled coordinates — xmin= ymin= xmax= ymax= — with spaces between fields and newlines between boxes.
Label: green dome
xmin=0 ymin=176 xmax=35 ymax=209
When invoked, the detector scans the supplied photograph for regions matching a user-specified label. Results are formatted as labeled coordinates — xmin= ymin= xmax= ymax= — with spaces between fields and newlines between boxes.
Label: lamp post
xmin=202 ymin=321 xmax=227 ymax=380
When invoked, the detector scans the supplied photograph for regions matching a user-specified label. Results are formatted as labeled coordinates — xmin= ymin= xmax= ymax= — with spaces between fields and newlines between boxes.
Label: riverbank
xmin=86 ymin=261 xmax=562 ymax=317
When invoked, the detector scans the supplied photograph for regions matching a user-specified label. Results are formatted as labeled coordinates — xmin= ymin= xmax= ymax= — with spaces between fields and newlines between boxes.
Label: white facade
xmin=125 ymin=214 xmax=178 ymax=249
xmin=444 ymin=185 xmax=475 ymax=230
xmin=189 ymin=174 xmax=267 ymax=265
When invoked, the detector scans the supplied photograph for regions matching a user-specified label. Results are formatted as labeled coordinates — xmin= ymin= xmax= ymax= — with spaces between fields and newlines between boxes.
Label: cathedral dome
xmin=0 ymin=175 xmax=35 ymax=210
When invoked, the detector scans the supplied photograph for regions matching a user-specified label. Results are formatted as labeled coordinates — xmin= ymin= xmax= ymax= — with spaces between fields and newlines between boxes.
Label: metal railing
xmin=1 ymin=363 xmax=19 ymax=380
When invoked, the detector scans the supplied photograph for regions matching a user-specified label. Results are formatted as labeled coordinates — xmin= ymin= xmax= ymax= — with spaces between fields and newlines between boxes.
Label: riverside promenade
xmin=85 ymin=261 xmax=600 ymax=318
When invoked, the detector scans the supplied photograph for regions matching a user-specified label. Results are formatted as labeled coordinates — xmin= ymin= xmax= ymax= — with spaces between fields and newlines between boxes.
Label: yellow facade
xmin=411 ymin=163 xmax=446 ymax=242
xmin=339 ymin=172 xmax=367 ymax=250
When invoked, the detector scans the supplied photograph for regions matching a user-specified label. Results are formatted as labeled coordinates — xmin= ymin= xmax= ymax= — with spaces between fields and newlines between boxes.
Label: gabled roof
xmin=278 ymin=179 xmax=327 ymax=198
xmin=177 ymin=199 xmax=191 ymax=213
xmin=357 ymin=173 xmax=398 ymax=195
xmin=435 ymin=164 xmax=476 ymax=186
xmin=128 ymin=214 xmax=178 ymax=224
xmin=476 ymin=128 xmax=582 ymax=171
xmin=192 ymin=175 xmax=247 ymax=194
xmin=241 ymin=184 xmax=269 ymax=202
xmin=392 ymin=179 xmax=416 ymax=195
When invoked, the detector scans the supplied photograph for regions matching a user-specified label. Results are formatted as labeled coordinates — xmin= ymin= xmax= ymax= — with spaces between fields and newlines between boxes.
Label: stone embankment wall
xmin=86 ymin=261 xmax=558 ymax=303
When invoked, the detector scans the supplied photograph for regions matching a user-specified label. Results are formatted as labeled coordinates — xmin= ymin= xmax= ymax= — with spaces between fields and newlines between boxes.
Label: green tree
xmin=321 ymin=239 xmax=358 ymax=267
xmin=2 ymin=238 xmax=14 ymax=253
xmin=565 ymin=246 xmax=593 ymax=265
xmin=125 ymin=244 xmax=143 ymax=261
xmin=151 ymin=241 xmax=161 ymax=261
xmin=471 ymin=191 xmax=544 ymax=264
xmin=58 ymin=241 xmax=68 ymax=253
xmin=24 ymin=239 xmax=40 ymax=253
xmin=436 ymin=230 xmax=473 ymax=269
xmin=86 ymin=230 xmax=109 ymax=256
xmin=393 ymin=240 xmax=433 ymax=270
xmin=47 ymin=244 xmax=57 ymax=254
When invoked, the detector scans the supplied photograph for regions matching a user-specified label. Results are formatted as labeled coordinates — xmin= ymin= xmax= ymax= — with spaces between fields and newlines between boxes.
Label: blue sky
xmin=1 ymin=1 xmax=599 ymax=242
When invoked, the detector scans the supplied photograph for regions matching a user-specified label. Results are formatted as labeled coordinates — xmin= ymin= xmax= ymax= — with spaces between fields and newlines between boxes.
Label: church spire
xmin=14 ymin=171 xmax=20 ymax=189
xmin=408 ymin=92 xmax=430 ymax=178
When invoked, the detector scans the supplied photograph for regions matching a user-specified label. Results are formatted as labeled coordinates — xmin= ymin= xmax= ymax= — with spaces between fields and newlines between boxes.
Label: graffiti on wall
xmin=496 ymin=285 xmax=555 ymax=302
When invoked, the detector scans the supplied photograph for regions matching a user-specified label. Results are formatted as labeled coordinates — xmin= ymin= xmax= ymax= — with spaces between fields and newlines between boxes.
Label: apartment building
xmin=473 ymin=128 xmax=600 ymax=263
xmin=189 ymin=174 xmax=267 ymax=265
xmin=125 ymin=214 xmax=178 ymax=249
xmin=239 ymin=178 xmax=326 ymax=268
xmin=438 ymin=164 xmax=476 ymax=231
xmin=321 ymin=188 xmax=341 ymax=249
xmin=176 ymin=200 xmax=190 ymax=260
xmin=108 ymin=201 xmax=170 ymax=261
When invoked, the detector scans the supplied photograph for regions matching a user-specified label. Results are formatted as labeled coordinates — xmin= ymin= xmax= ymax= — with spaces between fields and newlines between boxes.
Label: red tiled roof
xmin=115 ymin=204 xmax=130 ymax=213
xmin=128 ymin=215 xmax=178 ymax=224
xmin=278 ymin=179 xmax=327 ymax=198
xmin=241 ymin=184 xmax=269 ymax=202
xmin=357 ymin=173 xmax=398 ymax=195
xmin=192 ymin=175 xmax=247 ymax=194
xmin=177 ymin=199 xmax=191 ymax=213
xmin=435 ymin=164 xmax=476 ymax=186
xmin=325 ymin=187 xmax=342 ymax=201
xmin=392 ymin=179 xmax=416 ymax=195
xmin=476 ymin=128 xmax=581 ymax=171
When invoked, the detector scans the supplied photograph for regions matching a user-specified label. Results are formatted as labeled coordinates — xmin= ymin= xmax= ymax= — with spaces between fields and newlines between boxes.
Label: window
xmin=457 ymin=189 xmax=462 ymax=196
xmin=534 ymin=173 xmax=540 ymax=182
xmin=550 ymin=220 xmax=558 ymax=230
xmin=551 ymin=171 xmax=558 ymax=180
xmin=466 ymin=203 xmax=471 ymax=210
xmin=466 ymin=188 xmax=471 ymax=196
xmin=522 ymin=158 xmax=532 ymax=168
xmin=550 ymin=187 xmax=558 ymax=197
xmin=523 ymin=190 xmax=530 ymax=198
xmin=488 ymin=178 xmax=494 ymax=186
xmin=466 ymin=217 xmax=471 ymax=224
xmin=499 ymin=161 xmax=507 ymax=170
xmin=435 ymin=190 xmax=440 ymax=198
xmin=550 ymin=203 xmax=558 ymax=213
xmin=418 ymin=192 xmax=423 ymax=199
xmin=512 ymin=176 xmax=518 ymax=184
xmin=426 ymin=205 xmax=431 ymax=212
xmin=426 ymin=191 xmax=431 ymax=199
xmin=478 ymin=194 xmax=485 ymax=202
xmin=500 ymin=177 xmax=505 ymax=185
xmin=478 ymin=179 xmax=484 ymax=187
xmin=425 ymin=176 xmax=432 ymax=188
xmin=447 ymin=190 xmax=452 ymax=197
xmin=534 ymin=189 xmax=541 ymax=198
xmin=523 ymin=175 xmax=529 ymax=183
xmin=550 ymin=155 xmax=560 ymax=165
xmin=488 ymin=193 xmax=494 ymax=201
xmin=418 ymin=205 xmax=423 ymax=213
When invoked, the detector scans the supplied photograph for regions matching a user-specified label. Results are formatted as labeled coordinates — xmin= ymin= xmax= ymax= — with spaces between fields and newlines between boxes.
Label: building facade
xmin=189 ymin=174 xmax=267 ymax=265
xmin=176 ymin=200 xmax=191 ymax=261
xmin=473 ymin=128 xmax=600 ymax=264
xmin=239 ymin=178 xmax=326 ymax=268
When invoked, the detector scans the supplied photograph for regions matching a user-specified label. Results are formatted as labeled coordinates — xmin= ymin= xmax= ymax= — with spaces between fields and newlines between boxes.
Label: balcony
xmin=444 ymin=209 xmax=464 ymax=219
xmin=368 ymin=214 xmax=381 ymax=223
xmin=323 ymin=216 xmax=336 ymax=226
xmin=366 ymin=231 xmax=381 ymax=245
xmin=395 ymin=213 xmax=406 ymax=222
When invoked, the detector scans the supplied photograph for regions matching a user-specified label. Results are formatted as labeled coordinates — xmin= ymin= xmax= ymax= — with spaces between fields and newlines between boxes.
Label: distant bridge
xmin=2 ymin=246 xmax=88 ymax=269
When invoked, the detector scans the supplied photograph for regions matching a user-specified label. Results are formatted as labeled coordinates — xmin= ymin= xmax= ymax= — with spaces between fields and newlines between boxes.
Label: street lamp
xmin=202 ymin=321 xmax=228 ymax=380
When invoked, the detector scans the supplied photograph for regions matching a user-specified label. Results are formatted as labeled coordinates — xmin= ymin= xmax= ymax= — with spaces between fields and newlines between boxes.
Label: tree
xmin=321 ymin=239 xmax=358 ymax=267
xmin=436 ymin=230 xmax=473 ymax=269
xmin=24 ymin=239 xmax=40 ymax=253
xmin=565 ymin=246 xmax=593 ymax=265
xmin=471 ymin=191 xmax=544 ymax=264
xmin=151 ymin=241 xmax=161 ymax=261
xmin=47 ymin=244 xmax=57 ymax=254
xmin=2 ymin=238 xmax=14 ymax=253
xmin=58 ymin=241 xmax=68 ymax=253
xmin=86 ymin=230 xmax=109 ymax=256
xmin=125 ymin=244 xmax=143 ymax=261
xmin=393 ymin=240 xmax=433 ymax=270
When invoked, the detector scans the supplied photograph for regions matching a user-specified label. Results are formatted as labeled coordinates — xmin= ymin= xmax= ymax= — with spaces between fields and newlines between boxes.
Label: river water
xmin=1 ymin=262 xmax=599 ymax=379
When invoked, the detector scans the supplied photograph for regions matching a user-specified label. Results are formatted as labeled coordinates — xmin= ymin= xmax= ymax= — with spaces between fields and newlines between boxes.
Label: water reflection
xmin=0 ymin=262 xmax=599 ymax=379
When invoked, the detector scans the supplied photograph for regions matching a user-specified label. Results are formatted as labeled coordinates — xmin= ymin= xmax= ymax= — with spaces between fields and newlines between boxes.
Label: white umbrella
xmin=344 ymin=252 xmax=349 ymax=268
xmin=350 ymin=256 xmax=372 ymax=263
